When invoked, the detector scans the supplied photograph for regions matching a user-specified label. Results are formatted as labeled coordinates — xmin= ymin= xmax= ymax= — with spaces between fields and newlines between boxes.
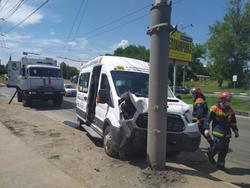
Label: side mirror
xmin=97 ymin=89 xmax=109 ymax=104
xmin=176 ymin=95 xmax=182 ymax=100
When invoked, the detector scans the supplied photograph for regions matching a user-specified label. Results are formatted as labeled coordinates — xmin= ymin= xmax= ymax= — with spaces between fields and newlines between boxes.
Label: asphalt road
xmin=1 ymin=85 xmax=250 ymax=169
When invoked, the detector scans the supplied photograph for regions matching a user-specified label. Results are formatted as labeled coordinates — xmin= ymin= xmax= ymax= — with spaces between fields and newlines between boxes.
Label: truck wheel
xmin=17 ymin=90 xmax=22 ymax=102
xmin=22 ymin=95 xmax=31 ymax=107
xmin=103 ymin=126 xmax=118 ymax=158
xmin=53 ymin=96 xmax=63 ymax=107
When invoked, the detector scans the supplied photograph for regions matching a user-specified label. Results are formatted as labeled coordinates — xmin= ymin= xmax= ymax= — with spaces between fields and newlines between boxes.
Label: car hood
xmin=65 ymin=88 xmax=76 ymax=92
xmin=124 ymin=93 xmax=190 ymax=115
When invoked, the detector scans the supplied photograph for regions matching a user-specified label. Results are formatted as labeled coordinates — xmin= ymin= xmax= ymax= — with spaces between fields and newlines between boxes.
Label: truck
xmin=7 ymin=56 xmax=64 ymax=107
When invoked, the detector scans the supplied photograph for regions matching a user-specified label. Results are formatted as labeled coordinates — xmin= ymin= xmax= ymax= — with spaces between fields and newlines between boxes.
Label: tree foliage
xmin=169 ymin=44 xmax=208 ymax=85
xmin=207 ymin=0 xmax=250 ymax=87
xmin=0 ymin=64 xmax=7 ymax=75
xmin=114 ymin=45 xmax=149 ymax=62
xmin=59 ymin=62 xmax=79 ymax=80
xmin=113 ymin=44 xmax=208 ymax=85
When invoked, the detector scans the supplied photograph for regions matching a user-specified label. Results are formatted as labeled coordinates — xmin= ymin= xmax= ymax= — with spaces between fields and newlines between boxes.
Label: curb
xmin=235 ymin=110 xmax=250 ymax=117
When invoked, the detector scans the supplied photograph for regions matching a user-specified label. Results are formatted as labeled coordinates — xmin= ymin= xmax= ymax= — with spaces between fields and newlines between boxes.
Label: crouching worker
xmin=204 ymin=92 xmax=239 ymax=172
xmin=191 ymin=87 xmax=213 ymax=147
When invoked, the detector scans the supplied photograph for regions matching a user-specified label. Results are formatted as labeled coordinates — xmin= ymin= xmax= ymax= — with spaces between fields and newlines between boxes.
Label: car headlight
xmin=184 ymin=110 xmax=192 ymax=123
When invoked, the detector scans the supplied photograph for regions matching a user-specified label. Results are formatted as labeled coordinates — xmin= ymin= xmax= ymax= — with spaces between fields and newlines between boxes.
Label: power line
xmin=0 ymin=0 xmax=10 ymax=12
xmin=3 ymin=0 xmax=28 ymax=20
xmin=73 ymin=3 xmax=151 ymax=40
xmin=66 ymin=0 xmax=86 ymax=42
xmin=65 ymin=0 xmax=89 ymax=54
xmin=71 ymin=0 xmax=88 ymax=41
xmin=5 ymin=0 xmax=50 ymax=33
xmin=86 ymin=13 xmax=150 ymax=40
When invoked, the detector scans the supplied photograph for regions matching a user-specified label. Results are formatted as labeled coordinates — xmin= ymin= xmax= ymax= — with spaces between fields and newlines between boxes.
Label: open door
xmin=7 ymin=61 xmax=21 ymax=88
xmin=86 ymin=65 xmax=102 ymax=123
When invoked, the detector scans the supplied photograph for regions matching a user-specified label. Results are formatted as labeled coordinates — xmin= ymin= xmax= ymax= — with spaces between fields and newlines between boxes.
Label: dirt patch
xmin=2 ymin=120 xmax=26 ymax=136
xmin=49 ymin=132 xmax=61 ymax=137
xmin=138 ymin=167 xmax=186 ymax=188
xmin=48 ymin=155 xmax=60 ymax=160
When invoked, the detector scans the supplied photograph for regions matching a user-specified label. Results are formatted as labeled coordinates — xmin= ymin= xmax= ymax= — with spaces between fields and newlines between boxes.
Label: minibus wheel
xmin=103 ymin=126 xmax=118 ymax=158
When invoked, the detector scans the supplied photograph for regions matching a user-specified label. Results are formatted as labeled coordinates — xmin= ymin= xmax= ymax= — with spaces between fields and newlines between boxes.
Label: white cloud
xmin=112 ymin=39 xmax=129 ymax=51
xmin=118 ymin=39 xmax=129 ymax=49
xmin=78 ymin=37 xmax=88 ymax=47
xmin=5 ymin=33 xmax=32 ymax=42
xmin=2 ymin=0 xmax=43 ymax=26
xmin=38 ymin=38 xmax=63 ymax=46
xmin=50 ymin=31 xmax=56 ymax=35
xmin=67 ymin=41 xmax=77 ymax=47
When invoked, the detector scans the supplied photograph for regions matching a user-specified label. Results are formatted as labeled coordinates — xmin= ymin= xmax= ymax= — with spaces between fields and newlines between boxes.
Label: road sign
xmin=232 ymin=75 xmax=237 ymax=82
xmin=169 ymin=31 xmax=192 ymax=62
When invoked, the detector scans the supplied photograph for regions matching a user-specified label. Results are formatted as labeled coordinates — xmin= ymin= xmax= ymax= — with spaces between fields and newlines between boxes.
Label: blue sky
xmin=0 ymin=0 xmax=228 ymax=68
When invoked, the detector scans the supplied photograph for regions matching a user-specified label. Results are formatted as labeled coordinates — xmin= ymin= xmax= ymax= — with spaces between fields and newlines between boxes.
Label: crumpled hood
xmin=128 ymin=94 xmax=190 ymax=114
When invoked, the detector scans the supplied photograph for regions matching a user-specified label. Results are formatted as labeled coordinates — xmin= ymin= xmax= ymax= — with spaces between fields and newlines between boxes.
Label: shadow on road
xmin=232 ymin=182 xmax=250 ymax=188
xmin=228 ymin=167 xmax=250 ymax=176
xmin=63 ymin=120 xmax=103 ymax=148
xmin=29 ymin=99 xmax=76 ymax=111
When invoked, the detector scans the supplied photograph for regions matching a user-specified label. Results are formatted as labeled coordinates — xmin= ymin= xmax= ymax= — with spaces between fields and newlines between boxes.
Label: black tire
xmin=53 ymin=95 xmax=63 ymax=107
xmin=103 ymin=126 xmax=118 ymax=158
xmin=17 ymin=90 xmax=22 ymax=102
xmin=22 ymin=94 xmax=31 ymax=107
xmin=166 ymin=151 xmax=180 ymax=158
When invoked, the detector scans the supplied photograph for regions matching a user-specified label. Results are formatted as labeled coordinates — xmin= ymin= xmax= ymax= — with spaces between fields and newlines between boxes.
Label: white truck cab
xmin=7 ymin=57 xmax=64 ymax=107
xmin=76 ymin=56 xmax=200 ymax=158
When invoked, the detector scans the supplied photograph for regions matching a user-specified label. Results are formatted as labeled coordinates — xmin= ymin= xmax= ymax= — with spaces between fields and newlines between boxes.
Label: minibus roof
xmin=80 ymin=56 xmax=149 ymax=73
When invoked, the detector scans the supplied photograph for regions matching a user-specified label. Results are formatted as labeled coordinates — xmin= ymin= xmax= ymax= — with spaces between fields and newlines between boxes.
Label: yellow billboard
xmin=169 ymin=31 xmax=192 ymax=62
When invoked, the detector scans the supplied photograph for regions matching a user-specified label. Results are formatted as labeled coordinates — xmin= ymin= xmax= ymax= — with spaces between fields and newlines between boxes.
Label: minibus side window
xmin=79 ymin=73 xmax=90 ymax=93
xmin=100 ymin=74 xmax=113 ymax=107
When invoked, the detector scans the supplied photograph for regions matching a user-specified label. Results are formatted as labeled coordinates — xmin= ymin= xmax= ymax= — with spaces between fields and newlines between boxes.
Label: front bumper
xmin=111 ymin=126 xmax=201 ymax=153
xmin=24 ymin=90 xmax=65 ymax=99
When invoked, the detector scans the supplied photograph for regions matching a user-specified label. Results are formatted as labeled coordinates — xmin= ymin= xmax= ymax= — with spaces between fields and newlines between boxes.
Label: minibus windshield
xmin=111 ymin=71 xmax=174 ymax=98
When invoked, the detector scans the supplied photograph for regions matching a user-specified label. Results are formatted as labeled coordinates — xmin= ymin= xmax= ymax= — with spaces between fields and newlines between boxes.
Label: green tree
xmin=169 ymin=44 xmax=208 ymax=85
xmin=60 ymin=62 xmax=67 ymax=79
xmin=207 ymin=0 xmax=250 ymax=87
xmin=59 ymin=62 xmax=79 ymax=80
xmin=114 ymin=45 xmax=149 ymax=62
xmin=0 ymin=64 xmax=7 ymax=75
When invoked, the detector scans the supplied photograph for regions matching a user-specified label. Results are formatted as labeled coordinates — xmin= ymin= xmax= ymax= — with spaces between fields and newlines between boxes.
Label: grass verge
xmin=180 ymin=94 xmax=250 ymax=112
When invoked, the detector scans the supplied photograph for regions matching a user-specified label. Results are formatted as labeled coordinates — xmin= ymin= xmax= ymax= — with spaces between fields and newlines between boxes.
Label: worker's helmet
xmin=218 ymin=92 xmax=232 ymax=102
xmin=191 ymin=87 xmax=201 ymax=96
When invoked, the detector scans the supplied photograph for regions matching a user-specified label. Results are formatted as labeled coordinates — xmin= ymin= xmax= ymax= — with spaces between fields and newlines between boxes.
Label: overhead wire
xmin=86 ymin=13 xmax=150 ymax=40
xmin=4 ymin=0 xmax=28 ymax=20
xmin=72 ymin=3 xmax=151 ymax=41
xmin=50 ymin=3 xmax=151 ymax=53
xmin=71 ymin=0 xmax=88 ymax=41
xmin=0 ymin=0 xmax=10 ymax=12
xmin=65 ymin=0 xmax=89 ymax=54
xmin=5 ymin=0 xmax=50 ymax=33
xmin=85 ymin=0 xmax=187 ymax=39
xmin=53 ymin=0 xmax=186 ymax=60
xmin=66 ymin=0 xmax=86 ymax=42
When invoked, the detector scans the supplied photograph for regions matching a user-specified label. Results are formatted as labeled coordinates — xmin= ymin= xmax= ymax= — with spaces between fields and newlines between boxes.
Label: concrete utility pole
xmin=173 ymin=60 xmax=177 ymax=94
xmin=147 ymin=0 xmax=172 ymax=170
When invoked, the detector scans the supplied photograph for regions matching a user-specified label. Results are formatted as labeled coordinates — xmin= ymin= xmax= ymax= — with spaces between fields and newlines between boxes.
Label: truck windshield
xmin=111 ymin=71 xmax=175 ymax=98
xmin=29 ymin=67 xmax=62 ymax=78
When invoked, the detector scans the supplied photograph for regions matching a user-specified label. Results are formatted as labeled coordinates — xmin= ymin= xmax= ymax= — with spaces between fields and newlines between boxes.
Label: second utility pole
xmin=147 ymin=0 xmax=172 ymax=170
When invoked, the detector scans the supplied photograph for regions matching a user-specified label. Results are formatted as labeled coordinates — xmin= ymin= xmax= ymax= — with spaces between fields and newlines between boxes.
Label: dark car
xmin=173 ymin=86 xmax=190 ymax=94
